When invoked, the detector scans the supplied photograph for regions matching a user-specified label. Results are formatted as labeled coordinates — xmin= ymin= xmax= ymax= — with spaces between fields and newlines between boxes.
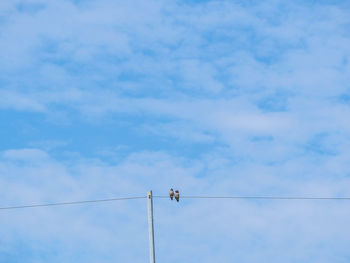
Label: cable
xmin=153 ymin=195 xmax=350 ymax=200
xmin=0 ymin=196 xmax=146 ymax=210
xmin=1 ymin=194 xmax=349 ymax=211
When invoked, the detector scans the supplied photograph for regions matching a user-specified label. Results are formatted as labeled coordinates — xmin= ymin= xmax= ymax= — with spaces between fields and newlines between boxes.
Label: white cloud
xmin=1 ymin=148 xmax=350 ymax=262
xmin=2 ymin=148 xmax=49 ymax=160
xmin=1 ymin=0 xmax=350 ymax=261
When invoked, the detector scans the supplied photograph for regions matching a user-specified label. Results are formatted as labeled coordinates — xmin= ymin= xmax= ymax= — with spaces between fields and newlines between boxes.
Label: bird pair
xmin=169 ymin=188 xmax=179 ymax=202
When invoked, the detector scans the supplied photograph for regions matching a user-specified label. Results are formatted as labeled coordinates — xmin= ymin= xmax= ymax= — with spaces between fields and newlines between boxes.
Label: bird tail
xmin=171 ymin=196 xmax=173 ymax=200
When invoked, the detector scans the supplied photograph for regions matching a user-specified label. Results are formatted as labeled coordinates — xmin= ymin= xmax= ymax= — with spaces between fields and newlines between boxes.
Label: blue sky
xmin=1 ymin=0 xmax=350 ymax=262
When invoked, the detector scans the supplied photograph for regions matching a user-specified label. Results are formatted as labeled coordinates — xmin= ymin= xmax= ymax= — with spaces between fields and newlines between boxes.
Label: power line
xmin=0 ymin=196 xmax=146 ymax=210
xmin=1 ymin=194 xmax=350 ymax=211
xmin=153 ymin=195 xmax=350 ymax=200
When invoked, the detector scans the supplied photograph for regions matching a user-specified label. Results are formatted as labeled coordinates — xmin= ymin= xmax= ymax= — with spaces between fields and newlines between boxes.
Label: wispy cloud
xmin=1 ymin=148 xmax=350 ymax=262
xmin=1 ymin=0 xmax=350 ymax=262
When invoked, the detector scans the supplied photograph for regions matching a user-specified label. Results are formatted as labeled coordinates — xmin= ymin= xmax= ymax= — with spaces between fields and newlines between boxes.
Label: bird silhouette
xmin=175 ymin=190 xmax=179 ymax=202
xmin=169 ymin=188 xmax=174 ymax=200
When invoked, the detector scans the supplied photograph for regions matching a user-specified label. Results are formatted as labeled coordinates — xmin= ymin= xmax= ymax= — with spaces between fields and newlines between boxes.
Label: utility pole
xmin=147 ymin=190 xmax=156 ymax=263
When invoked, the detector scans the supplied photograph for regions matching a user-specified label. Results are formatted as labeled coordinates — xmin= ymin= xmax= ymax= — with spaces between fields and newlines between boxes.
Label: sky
xmin=0 ymin=0 xmax=350 ymax=262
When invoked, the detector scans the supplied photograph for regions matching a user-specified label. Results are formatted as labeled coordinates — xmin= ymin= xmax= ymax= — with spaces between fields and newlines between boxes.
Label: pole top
xmin=147 ymin=191 xmax=152 ymax=198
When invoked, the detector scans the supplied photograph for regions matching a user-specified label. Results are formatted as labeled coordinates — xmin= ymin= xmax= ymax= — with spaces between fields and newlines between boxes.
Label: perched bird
xmin=175 ymin=190 xmax=180 ymax=202
xmin=169 ymin=188 xmax=174 ymax=200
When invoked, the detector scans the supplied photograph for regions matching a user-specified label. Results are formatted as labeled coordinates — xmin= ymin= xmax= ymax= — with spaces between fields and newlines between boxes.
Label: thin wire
xmin=1 ymin=194 xmax=349 ymax=210
xmin=153 ymin=195 xmax=350 ymax=200
xmin=0 ymin=196 xmax=146 ymax=210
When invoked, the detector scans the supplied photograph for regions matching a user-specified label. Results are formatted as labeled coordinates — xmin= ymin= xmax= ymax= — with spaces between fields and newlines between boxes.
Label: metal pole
xmin=147 ymin=191 xmax=156 ymax=263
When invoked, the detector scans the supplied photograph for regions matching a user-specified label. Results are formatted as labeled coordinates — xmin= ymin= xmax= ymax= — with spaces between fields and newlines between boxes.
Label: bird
xmin=169 ymin=188 xmax=174 ymax=200
xmin=175 ymin=190 xmax=179 ymax=202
